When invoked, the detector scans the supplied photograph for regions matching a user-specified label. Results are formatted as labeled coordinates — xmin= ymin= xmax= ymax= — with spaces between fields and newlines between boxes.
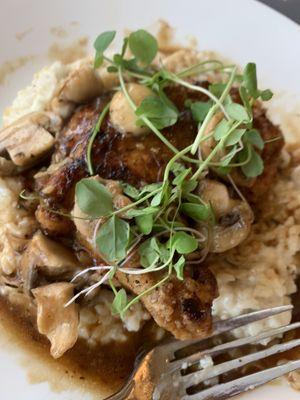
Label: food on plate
xmin=0 ymin=23 xmax=299 ymax=394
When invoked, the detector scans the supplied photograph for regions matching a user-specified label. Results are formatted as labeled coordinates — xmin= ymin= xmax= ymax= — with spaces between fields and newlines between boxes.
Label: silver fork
xmin=106 ymin=305 xmax=300 ymax=400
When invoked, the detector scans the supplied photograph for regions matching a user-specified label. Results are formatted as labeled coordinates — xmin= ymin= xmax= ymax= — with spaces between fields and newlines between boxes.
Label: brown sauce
xmin=1 ymin=285 xmax=300 ymax=398
xmin=0 ymin=293 xmax=158 ymax=397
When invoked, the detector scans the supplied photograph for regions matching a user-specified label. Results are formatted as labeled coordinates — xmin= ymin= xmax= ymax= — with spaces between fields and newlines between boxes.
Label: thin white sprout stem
xmin=227 ymin=174 xmax=249 ymax=206
xmin=71 ymin=265 xmax=112 ymax=282
xmin=121 ymin=249 xmax=175 ymax=275
xmin=176 ymin=60 xmax=235 ymax=79
xmin=84 ymin=270 xmax=112 ymax=297
xmin=65 ymin=270 xmax=111 ymax=307
xmin=170 ymin=74 xmax=230 ymax=120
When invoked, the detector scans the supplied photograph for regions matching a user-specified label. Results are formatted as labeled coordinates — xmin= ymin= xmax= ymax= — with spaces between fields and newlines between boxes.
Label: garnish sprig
xmin=191 ymin=66 xmax=237 ymax=155
xmin=86 ymin=102 xmax=110 ymax=175
xmin=66 ymin=28 xmax=276 ymax=316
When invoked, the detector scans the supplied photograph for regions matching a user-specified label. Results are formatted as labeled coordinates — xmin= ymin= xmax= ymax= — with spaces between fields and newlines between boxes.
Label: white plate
xmin=0 ymin=0 xmax=300 ymax=399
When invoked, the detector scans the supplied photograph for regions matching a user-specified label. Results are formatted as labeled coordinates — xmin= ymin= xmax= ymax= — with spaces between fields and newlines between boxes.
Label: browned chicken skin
xmin=36 ymin=84 xmax=283 ymax=208
xmin=116 ymin=268 xmax=217 ymax=340
xmin=33 ymin=83 xmax=283 ymax=340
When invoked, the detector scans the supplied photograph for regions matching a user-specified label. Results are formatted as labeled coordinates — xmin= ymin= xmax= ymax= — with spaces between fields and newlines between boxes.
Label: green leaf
xmin=135 ymin=213 xmax=153 ymax=235
xmin=181 ymin=203 xmax=212 ymax=221
xmin=75 ymin=178 xmax=113 ymax=217
xmin=139 ymin=237 xmax=160 ymax=268
xmin=172 ymin=231 xmax=198 ymax=254
xmin=111 ymin=289 xmax=127 ymax=317
xmin=260 ymin=89 xmax=273 ymax=101
xmin=157 ymin=242 xmax=170 ymax=263
xmin=151 ymin=190 xmax=163 ymax=206
xmin=96 ymin=215 xmax=130 ymax=262
xmin=173 ymin=168 xmax=191 ymax=186
xmin=215 ymin=165 xmax=232 ymax=175
xmin=234 ymin=74 xmax=244 ymax=83
xmin=182 ymin=179 xmax=198 ymax=195
xmin=174 ymin=256 xmax=185 ymax=280
xmin=140 ymin=183 xmax=162 ymax=195
xmin=244 ymin=129 xmax=264 ymax=150
xmin=225 ymin=103 xmax=250 ymax=122
xmin=214 ymin=119 xmax=231 ymax=140
xmin=136 ymin=95 xmax=178 ymax=129
xmin=122 ymin=183 xmax=140 ymax=199
xmin=183 ymin=192 xmax=202 ymax=204
xmin=209 ymin=83 xmax=226 ymax=98
xmin=158 ymin=88 xmax=179 ymax=114
xmin=113 ymin=54 xmax=123 ymax=66
xmin=190 ymin=101 xmax=212 ymax=122
xmin=170 ymin=162 xmax=186 ymax=176
xmin=225 ymin=129 xmax=246 ymax=146
xmin=220 ymin=145 xmax=238 ymax=166
xmin=241 ymin=148 xmax=264 ymax=178
xmin=122 ymin=58 xmax=141 ymax=72
xmin=107 ymin=65 xmax=118 ymax=73
xmin=126 ymin=206 xmax=159 ymax=217
xmin=243 ymin=63 xmax=259 ymax=99
xmin=93 ymin=31 xmax=116 ymax=68
xmin=94 ymin=31 xmax=116 ymax=52
xmin=128 ymin=29 xmax=158 ymax=65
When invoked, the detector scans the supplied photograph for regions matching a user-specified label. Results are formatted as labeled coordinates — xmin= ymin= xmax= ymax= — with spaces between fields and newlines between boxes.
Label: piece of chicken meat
xmin=33 ymin=83 xmax=283 ymax=340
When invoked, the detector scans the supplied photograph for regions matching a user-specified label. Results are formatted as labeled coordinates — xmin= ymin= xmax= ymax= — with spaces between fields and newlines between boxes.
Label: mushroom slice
xmin=110 ymin=83 xmax=153 ymax=136
xmin=0 ymin=156 xmax=25 ymax=176
xmin=198 ymin=179 xmax=232 ymax=218
xmin=211 ymin=202 xmax=254 ymax=253
xmin=20 ymin=231 xmax=80 ymax=292
xmin=58 ymin=65 xmax=103 ymax=104
xmin=162 ymin=49 xmax=200 ymax=74
xmin=95 ymin=63 xmax=119 ymax=91
xmin=35 ymin=205 xmax=74 ymax=237
xmin=32 ymin=283 xmax=78 ymax=358
xmin=0 ymin=111 xmax=61 ymax=167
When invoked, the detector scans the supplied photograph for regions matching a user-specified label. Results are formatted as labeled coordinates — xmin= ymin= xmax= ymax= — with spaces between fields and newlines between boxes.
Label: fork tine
xmin=181 ymin=338 xmax=300 ymax=389
xmin=163 ymin=305 xmax=293 ymax=356
xmin=183 ymin=359 xmax=300 ymax=400
xmin=213 ymin=305 xmax=293 ymax=335
xmin=169 ymin=321 xmax=300 ymax=372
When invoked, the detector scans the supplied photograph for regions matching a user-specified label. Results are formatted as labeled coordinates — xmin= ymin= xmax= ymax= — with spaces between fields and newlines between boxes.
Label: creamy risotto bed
xmin=0 ymin=23 xmax=300 ymax=393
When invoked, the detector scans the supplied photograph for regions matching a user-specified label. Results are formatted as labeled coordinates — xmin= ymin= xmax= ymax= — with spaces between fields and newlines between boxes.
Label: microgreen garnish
xmin=240 ymin=146 xmax=264 ymax=178
xmin=190 ymin=101 xmax=213 ymax=123
xmin=96 ymin=215 xmax=130 ymax=262
xmin=68 ymin=28 xmax=276 ymax=317
xmin=128 ymin=29 xmax=158 ymax=65
xmin=111 ymin=288 xmax=127 ymax=318
xmin=86 ymin=102 xmax=110 ymax=175
xmin=135 ymin=95 xmax=178 ymax=129
xmin=243 ymin=63 xmax=273 ymax=101
xmin=75 ymin=178 xmax=113 ymax=217
xmin=94 ymin=31 xmax=116 ymax=68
